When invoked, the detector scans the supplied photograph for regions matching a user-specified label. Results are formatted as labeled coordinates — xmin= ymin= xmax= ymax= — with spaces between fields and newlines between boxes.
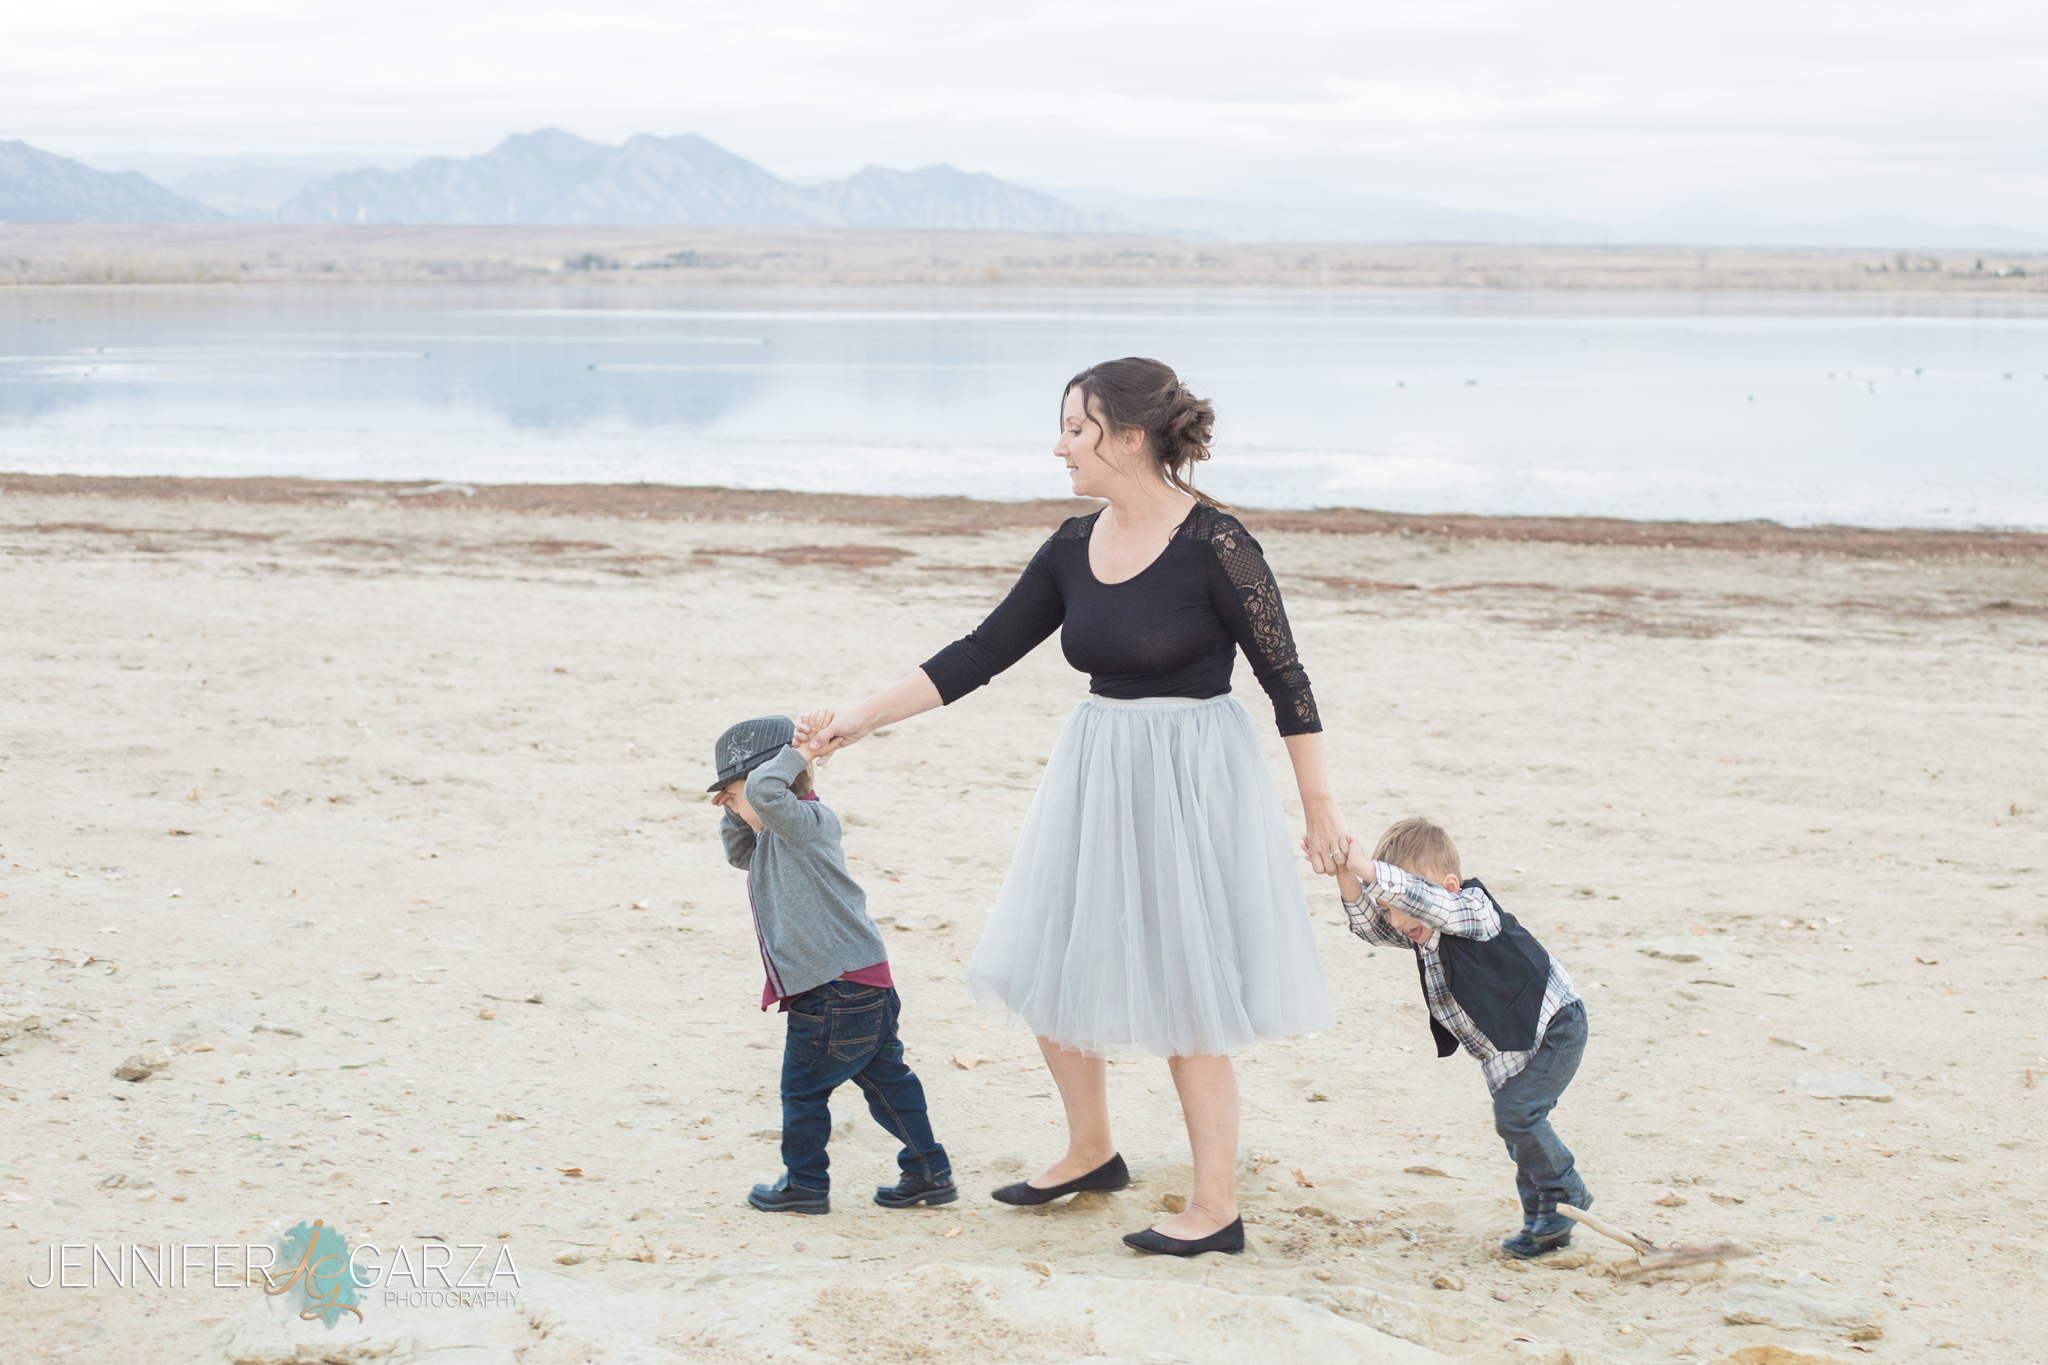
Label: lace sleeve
xmin=1197 ymin=509 xmax=1322 ymax=735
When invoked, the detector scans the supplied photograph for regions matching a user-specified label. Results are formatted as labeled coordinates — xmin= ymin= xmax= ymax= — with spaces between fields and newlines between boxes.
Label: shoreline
xmin=4 ymin=224 xmax=2044 ymax=293
xmin=5 ymin=471 xmax=2045 ymax=560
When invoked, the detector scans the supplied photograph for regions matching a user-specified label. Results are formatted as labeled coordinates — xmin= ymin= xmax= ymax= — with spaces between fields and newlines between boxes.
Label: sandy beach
xmin=2 ymin=477 xmax=2044 ymax=1365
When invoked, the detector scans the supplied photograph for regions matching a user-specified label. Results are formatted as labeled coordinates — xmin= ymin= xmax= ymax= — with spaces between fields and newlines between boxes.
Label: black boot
xmin=748 ymin=1173 xmax=829 ymax=1215
xmin=875 ymin=1171 xmax=959 ymax=1208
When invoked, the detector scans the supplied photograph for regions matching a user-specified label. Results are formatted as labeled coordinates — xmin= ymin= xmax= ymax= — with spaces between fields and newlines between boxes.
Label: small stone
xmin=113 ymin=1052 xmax=170 ymax=1082
xmin=1024 ymin=1260 xmax=1051 ymax=1277
xmin=1654 ymin=1187 xmax=1688 ymax=1207
xmin=952 ymin=1053 xmax=988 ymax=1070
xmin=1795 ymin=1073 xmax=1896 ymax=1102
xmin=1492 ymin=1287 xmax=1513 ymax=1302
xmin=1160 ymin=1193 xmax=1188 ymax=1214
xmin=554 ymin=1249 xmax=583 ymax=1265
xmin=1432 ymin=1272 xmax=1464 ymax=1291
xmin=1307 ymin=1091 xmax=1329 ymax=1102
xmin=479 ymin=1008 xmax=496 ymax=1020
xmin=0 ymin=1012 xmax=45 ymax=1042
xmin=1312 ymin=1268 xmax=1332 ymax=1281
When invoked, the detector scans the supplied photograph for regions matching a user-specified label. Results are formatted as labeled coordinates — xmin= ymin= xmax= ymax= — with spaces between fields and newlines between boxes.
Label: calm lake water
xmin=4 ymin=285 xmax=2046 ymax=527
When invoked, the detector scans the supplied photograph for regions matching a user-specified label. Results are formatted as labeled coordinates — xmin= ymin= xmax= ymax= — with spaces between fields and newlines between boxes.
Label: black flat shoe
xmin=748 ymin=1174 xmax=829 ymax=1215
xmin=990 ymin=1153 xmax=1130 ymax=1206
xmin=875 ymin=1172 xmax=959 ymax=1208
xmin=1123 ymin=1217 xmax=1244 ymax=1256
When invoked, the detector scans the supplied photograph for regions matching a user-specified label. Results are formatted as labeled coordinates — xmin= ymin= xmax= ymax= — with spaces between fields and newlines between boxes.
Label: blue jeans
xmin=780 ymin=981 xmax=948 ymax=1195
xmin=1491 ymin=999 xmax=1589 ymax=1222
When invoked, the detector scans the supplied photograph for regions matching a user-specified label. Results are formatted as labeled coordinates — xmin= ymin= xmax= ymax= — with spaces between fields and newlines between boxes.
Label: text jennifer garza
xmin=29 ymin=1235 xmax=524 ymax=1305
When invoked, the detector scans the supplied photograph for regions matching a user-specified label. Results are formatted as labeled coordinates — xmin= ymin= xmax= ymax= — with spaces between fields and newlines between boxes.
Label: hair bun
xmin=1063 ymin=358 xmax=1221 ymax=508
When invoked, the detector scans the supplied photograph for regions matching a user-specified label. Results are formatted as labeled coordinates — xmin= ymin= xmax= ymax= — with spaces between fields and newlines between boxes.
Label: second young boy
xmin=1335 ymin=817 xmax=1592 ymax=1258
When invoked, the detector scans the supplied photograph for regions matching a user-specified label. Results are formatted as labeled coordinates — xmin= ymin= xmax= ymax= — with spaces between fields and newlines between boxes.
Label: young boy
xmin=710 ymin=712 xmax=954 ymax=1215
xmin=1334 ymin=817 xmax=1591 ymax=1258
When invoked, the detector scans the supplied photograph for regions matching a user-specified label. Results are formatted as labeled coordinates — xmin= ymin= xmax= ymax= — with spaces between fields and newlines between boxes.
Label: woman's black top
xmin=921 ymin=504 xmax=1321 ymax=736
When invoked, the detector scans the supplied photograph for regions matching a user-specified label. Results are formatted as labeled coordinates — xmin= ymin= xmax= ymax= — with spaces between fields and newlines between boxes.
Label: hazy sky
xmin=8 ymin=1 xmax=2046 ymax=226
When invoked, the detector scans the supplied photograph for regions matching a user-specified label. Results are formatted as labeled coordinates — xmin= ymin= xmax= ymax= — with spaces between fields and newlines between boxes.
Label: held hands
xmin=1301 ymin=832 xmax=1365 ymax=876
xmin=792 ymin=709 xmax=840 ymax=761
xmin=1300 ymin=803 xmax=1351 ymax=877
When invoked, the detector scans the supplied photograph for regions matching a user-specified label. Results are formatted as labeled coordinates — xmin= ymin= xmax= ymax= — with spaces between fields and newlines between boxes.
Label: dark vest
xmin=1418 ymin=878 xmax=1552 ymax=1057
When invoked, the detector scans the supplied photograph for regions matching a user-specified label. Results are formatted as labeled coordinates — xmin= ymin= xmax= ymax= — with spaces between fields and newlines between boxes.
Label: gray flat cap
xmin=708 ymin=715 xmax=797 ymax=792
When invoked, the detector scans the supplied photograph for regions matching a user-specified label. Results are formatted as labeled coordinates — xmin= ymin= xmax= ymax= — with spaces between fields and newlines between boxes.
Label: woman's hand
xmin=1301 ymin=799 xmax=1350 ymax=876
xmin=793 ymin=670 xmax=945 ymax=765
xmin=792 ymin=708 xmax=837 ymax=757
xmin=797 ymin=709 xmax=862 ymax=763
xmin=1281 ymin=732 xmax=1350 ymax=876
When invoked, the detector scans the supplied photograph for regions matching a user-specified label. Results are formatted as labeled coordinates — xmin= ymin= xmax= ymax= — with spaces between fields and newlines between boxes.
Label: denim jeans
xmin=780 ymin=980 xmax=949 ymax=1195
xmin=1491 ymin=999 xmax=1589 ymax=1221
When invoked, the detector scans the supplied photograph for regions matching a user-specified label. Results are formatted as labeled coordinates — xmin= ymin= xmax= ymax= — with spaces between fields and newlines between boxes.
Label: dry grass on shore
xmin=2 ymin=223 xmax=2044 ymax=293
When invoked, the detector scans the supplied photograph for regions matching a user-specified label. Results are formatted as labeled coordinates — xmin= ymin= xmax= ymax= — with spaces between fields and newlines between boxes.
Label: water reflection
xmin=3 ymin=285 xmax=2044 ymax=526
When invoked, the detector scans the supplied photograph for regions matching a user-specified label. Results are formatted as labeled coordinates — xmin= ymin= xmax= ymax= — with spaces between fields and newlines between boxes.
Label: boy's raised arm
xmin=1330 ymin=834 xmax=1411 ymax=948
xmin=1368 ymin=861 xmax=1498 ymax=940
xmin=743 ymin=745 xmax=830 ymax=845
xmin=720 ymin=808 xmax=757 ymax=869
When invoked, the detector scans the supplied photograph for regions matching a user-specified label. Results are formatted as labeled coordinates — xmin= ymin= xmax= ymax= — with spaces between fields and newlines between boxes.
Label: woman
xmin=803 ymin=357 xmax=1348 ymax=1255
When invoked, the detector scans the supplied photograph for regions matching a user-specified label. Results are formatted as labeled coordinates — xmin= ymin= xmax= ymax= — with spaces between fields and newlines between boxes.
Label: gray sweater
xmin=720 ymin=746 xmax=888 ymax=1002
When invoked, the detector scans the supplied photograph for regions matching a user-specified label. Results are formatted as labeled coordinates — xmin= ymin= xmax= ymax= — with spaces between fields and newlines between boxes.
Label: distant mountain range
xmin=274 ymin=130 xmax=1108 ymax=231
xmin=0 ymin=140 xmax=223 ymax=223
xmin=10 ymin=130 xmax=2046 ymax=249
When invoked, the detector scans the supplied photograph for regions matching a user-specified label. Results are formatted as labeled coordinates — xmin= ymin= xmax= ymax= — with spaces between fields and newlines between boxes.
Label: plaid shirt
xmin=1342 ymin=860 xmax=1579 ymax=1094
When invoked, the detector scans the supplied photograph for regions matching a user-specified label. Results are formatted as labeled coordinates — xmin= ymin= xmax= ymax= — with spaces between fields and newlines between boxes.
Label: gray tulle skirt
xmin=965 ymin=694 xmax=1335 ymax=1058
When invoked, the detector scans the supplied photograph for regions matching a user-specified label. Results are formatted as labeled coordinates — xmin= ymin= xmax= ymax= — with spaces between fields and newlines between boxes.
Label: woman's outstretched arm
xmin=802 ymin=530 xmax=1067 ymax=759
xmin=1283 ymin=731 xmax=1350 ymax=876
xmin=800 ymin=670 xmax=944 ymax=757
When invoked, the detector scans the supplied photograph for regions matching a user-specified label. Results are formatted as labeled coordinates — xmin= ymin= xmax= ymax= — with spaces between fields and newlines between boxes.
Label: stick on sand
xmin=1556 ymin=1204 xmax=1754 ymax=1275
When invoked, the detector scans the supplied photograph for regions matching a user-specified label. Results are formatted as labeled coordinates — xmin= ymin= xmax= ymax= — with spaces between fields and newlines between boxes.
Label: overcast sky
xmin=7 ymin=1 xmax=2046 ymax=227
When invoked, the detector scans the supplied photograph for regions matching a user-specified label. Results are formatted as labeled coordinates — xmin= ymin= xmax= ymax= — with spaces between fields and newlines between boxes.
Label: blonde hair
xmin=1372 ymin=817 xmax=1461 ymax=883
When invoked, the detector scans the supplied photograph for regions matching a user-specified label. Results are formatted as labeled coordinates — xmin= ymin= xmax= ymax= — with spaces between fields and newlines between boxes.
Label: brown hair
xmin=1372 ymin=817 xmax=1461 ymax=883
xmin=1063 ymin=357 xmax=1223 ymax=508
